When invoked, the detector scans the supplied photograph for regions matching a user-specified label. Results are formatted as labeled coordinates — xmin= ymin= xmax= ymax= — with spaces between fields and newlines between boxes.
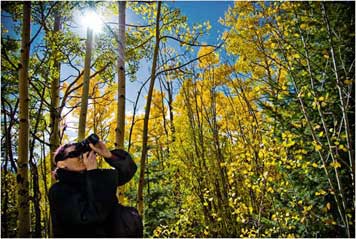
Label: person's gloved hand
xmin=89 ymin=141 xmax=113 ymax=158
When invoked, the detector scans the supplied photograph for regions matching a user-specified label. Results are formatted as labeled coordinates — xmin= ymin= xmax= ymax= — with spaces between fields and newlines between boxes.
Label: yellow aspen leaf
xmin=315 ymin=144 xmax=322 ymax=151
xmin=300 ymin=23 xmax=308 ymax=30
xmin=330 ymin=161 xmax=341 ymax=169
xmin=338 ymin=144 xmax=348 ymax=152
xmin=325 ymin=219 xmax=335 ymax=225
xmin=258 ymin=151 xmax=263 ymax=158
xmin=315 ymin=189 xmax=327 ymax=196
xmin=153 ymin=226 xmax=162 ymax=237
xmin=249 ymin=206 xmax=253 ymax=214
xmin=303 ymin=205 xmax=313 ymax=213
xmin=312 ymin=162 xmax=318 ymax=168
xmin=326 ymin=203 xmax=331 ymax=210
xmin=318 ymin=131 xmax=324 ymax=137
xmin=312 ymin=140 xmax=322 ymax=151
xmin=314 ymin=124 xmax=321 ymax=130
xmin=344 ymin=79 xmax=353 ymax=85
xmin=229 ymin=178 xmax=234 ymax=185
xmin=296 ymin=154 xmax=303 ymax=160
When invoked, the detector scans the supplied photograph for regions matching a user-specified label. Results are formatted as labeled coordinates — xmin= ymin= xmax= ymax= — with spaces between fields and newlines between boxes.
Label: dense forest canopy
xmin=1 ymin=1 xmax=355 ymax=238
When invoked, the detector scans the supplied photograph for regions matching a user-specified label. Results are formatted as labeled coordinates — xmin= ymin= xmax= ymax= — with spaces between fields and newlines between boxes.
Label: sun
xmin=79 ymin=10 xmax=103 ymax=34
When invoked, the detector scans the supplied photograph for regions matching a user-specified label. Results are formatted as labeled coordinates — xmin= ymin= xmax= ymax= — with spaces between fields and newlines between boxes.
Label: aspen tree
xmin=78 ymin=28 xmax=93 ymax=141
xmin=17 ymin=1 xmax=31 ymax=237
xmin=49 ymin=8 xmax=62 ymax=175
xmin=137 ymin=1 xmax=162 ymax=216
xmin=116 ymin=0 xmax=126 ymax=204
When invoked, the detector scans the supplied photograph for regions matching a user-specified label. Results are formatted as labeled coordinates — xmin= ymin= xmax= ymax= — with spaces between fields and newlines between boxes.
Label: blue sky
xmin=2 ymin=1 xmax=234 ymax=139
xmin=168 ymin=1 xmax=232 ymax=44
xmin=126 ymin=1 xmax=233 ymax=114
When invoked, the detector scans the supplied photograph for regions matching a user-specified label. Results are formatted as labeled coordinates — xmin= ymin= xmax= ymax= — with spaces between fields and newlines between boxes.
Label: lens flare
xmin=80 ymin=10 xmax=103 ymax=34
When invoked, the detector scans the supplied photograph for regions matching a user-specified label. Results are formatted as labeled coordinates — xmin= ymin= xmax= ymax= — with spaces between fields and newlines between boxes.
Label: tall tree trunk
xmin=48 ymin=11 xmax=62 ymax=237
xmin=2 ymin=99 xmax=18 ymax=172
xmin=137 ymin=1 xmax=162 ymax=216
xmin=116 ymin=1 xmax=126 ymax=204
xmin=78 ymin=28 xmax=93 ymax=141
xmin=29 ymin=85 xmax=46 ymax=238
xmin=116 ymin=1 xmax=126 ymax=150
xmin=49 ymin=10 xmax=62 ymax=174
xmin=167 ymin=81 xmax=176 ymax=142
xmin=41 ymin=133 xmax=50 ymax=238
xmin=17 ymin=2 xmax=31 ymax=237
xmin=2 ymin=107 xmax=10 ymax=237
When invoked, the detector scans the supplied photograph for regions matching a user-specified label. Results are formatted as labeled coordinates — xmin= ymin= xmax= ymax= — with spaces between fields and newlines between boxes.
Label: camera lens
xmin=87 ymin=134 xmax=99 ymax=145
xmin=74 ymin=134 xmax=100 ymax=155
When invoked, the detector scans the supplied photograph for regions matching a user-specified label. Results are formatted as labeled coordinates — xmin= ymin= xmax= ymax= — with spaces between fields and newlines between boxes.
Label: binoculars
xmin=75 ymin=133 xmax=100 ymax=154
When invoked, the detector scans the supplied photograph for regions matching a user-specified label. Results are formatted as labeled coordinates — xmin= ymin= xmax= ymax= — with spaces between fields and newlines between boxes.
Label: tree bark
xmin=17 ymin=1 xmax=31 ymax=237
xmin=78 ymin=28 xmax=93 ymax=141
xmin=49 ymin=9 xmax=62 ymax=174
xmin=137 ymin=1 xmax=162 ymax=216
xmin=116 ymin=1 xmax=126 ymax=150
xmin=116 ymin=1 xmax=126 ymax=204
xmin=29 ymin=85 xmax=46 ymax=238
xmin=2 ymin=105 xmax=10 ymax=237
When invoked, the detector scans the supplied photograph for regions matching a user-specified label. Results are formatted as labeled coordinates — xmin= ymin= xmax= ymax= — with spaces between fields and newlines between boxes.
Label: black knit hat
xmin=53 ymin=143 xmax=77 ymax=164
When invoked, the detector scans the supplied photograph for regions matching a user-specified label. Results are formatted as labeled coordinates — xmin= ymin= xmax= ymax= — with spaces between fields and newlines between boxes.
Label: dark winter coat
xmin=48 ymin=149 xmax=140 ymax=238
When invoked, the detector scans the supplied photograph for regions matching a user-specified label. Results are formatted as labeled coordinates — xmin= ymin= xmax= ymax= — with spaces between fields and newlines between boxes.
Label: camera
xmin=75 ymin=133 xmax=100 ymax=154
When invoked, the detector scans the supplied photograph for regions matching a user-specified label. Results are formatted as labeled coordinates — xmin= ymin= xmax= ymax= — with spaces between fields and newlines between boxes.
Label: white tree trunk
xmin=17 ymin=2 xmax=31 ymax=237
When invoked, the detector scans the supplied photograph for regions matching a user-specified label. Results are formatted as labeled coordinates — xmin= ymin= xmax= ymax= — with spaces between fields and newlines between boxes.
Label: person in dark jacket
xmin=48 ymin=139 xmax=142 ymax=238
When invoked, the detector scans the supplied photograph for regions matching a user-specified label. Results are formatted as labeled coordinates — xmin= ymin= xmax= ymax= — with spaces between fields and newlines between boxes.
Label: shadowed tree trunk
xmin=116 ymin=0 xmax=126 ymax=204
xmin=49 ymin=9 xmax=62 ymax=175
xmin=48 ymin=10 xmax=62 ymax=237
xmin=137 ymin=1 xmax=162 ymax=217
xmin=78 ymin=27 xmax=93 ymax=141
xmin=29 ymin=84 xmax=47 ymax=237
xmin=17 ymin=1 xmax=31 ymax=237
xmin=2 ymin=104 xmax=10 ymax=237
